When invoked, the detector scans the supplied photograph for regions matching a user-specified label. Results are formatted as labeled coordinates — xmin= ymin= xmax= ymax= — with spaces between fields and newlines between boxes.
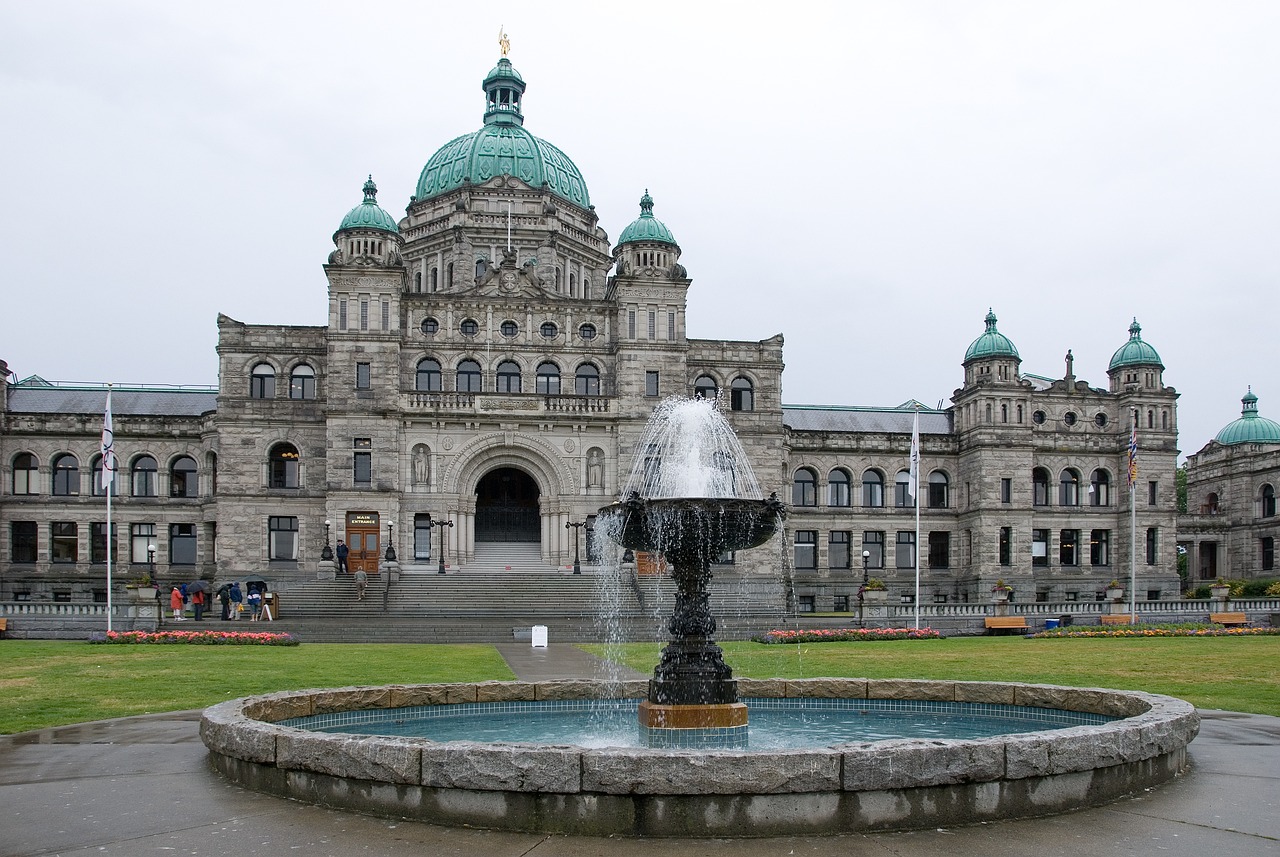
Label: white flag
xmin=100 ymin=390 xmax=115 ymax=483
xmin=907 ymin=408 xmax=920 ymax=500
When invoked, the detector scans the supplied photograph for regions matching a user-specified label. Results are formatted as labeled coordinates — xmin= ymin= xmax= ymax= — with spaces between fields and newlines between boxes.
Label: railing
xmin=874 ymin=599 xmax=1279 ymax=621
xmin=402 ymin=391 xmax=611 ymax=414
xmin=0 ymin=602 xmax=121 ymax=617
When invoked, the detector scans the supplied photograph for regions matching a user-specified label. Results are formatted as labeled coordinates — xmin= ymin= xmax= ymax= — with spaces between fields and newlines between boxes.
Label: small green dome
xmin=336 ymin=176 xmax=399 ymax=235
xmin=1214 ymin=389 xmax=1280 ymax=445
xmin=414 ymin=59 xmax=591 ymax=210
xmin=1108 ymin=318 xmax=1163 ymax=371
xmin=616 ymin=190 xmax=678 ymax=246
xmin=963 ymin=309 xmax=1020 ymax=362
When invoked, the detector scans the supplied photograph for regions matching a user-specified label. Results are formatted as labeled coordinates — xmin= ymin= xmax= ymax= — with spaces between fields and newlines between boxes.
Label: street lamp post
xmin=147 ymin=543 xmax=156 ymax=574
xmin=859 ymin=550 xmax=870 ymax=628
xmin=385 ymin=523 xmax=396 ymax=562
xmin=429 ymin=517 xmax=453 ymax=574
xmin=565 ymin=520 xmax=590 ymax=574
xmin=321 ymin=519 xmax=333 ymax=561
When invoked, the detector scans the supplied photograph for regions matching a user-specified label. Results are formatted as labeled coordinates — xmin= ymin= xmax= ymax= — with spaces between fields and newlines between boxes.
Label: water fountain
xmin=199 ymin=397 xmax=1199 ymax=836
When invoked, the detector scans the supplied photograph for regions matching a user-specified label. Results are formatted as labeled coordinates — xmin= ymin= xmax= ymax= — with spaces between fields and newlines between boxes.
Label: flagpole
xmin=1129 ymin=410 xmax=1138 ymax=625
xmin=910 ymin=407 xmax=921 ymax=630
xmin=102 ymin=385 xmax=114 ymax=634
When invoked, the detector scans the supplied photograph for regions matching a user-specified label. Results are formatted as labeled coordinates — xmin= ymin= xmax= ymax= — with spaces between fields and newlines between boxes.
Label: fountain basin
xmin=200 ymin=677 xmax=1199 ymax=837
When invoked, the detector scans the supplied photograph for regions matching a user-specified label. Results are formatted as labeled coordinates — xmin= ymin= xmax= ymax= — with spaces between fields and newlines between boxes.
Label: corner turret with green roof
xmin=1108 ymin=318 xmax=1163 ymax=371
xmin=335 ymin=176 xmax=399 ymax=236
xmin=964 ymin=310 xmax=1020 ymax=363
xmin=1214 ymin=388 xmax=1280 ymax=445
xmin=617 ymin=190 xmax=678 ymax=247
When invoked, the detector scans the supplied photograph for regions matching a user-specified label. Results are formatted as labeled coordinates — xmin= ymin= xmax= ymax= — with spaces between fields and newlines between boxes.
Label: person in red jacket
xmin=169 ymin=587 xmax=184 ymax=621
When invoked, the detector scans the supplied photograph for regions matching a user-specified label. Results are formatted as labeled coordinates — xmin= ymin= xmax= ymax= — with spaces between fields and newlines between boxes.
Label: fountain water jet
xmin=596 ymin=397 xmax=785 ymax=746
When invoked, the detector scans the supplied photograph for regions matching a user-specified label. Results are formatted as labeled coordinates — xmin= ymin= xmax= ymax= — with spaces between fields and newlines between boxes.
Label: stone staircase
xmin=249 ymin=542 xmax=791 ymax=643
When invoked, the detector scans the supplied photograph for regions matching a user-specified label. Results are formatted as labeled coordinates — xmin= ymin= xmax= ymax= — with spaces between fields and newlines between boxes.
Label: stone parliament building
xmin=4 ymin=52 xmax=1271 ymax=616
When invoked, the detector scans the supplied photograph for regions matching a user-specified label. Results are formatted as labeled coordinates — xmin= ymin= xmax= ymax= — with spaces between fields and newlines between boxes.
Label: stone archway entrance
xmin=475 ymin=467 xmax=540 ymax=542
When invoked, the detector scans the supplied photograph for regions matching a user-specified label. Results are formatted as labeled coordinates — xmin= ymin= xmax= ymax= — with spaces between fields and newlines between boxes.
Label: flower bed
xmin=754 ymin=627 xmax=943 ymax=644
xmin=1032 ymin=625 xmax=1279 ymax=639
xmin=91 ymin=630 xmax=299 ymax=646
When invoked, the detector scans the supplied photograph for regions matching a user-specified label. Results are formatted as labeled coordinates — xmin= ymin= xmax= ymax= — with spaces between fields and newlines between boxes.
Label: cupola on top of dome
xmin=1214 ymin=388 xmax=1280 ymax=445
xmin=1108 ymin=318 xmax=1163 ymax=371
xmin=616 ymin=190 xmax=679 ymax=248
xmin=335 ymin=176 xmax=399 ymax=236
xmin=963 ymin=309 xmax=1020 ymax=363
xmin=414 ymin=49 xmax=591 ymax=211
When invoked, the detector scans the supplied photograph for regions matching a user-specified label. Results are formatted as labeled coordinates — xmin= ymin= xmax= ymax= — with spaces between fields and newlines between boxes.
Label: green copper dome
xmin=617 ymin=190 xmax=678 ymax=246
xmin=1214 ymin=389 xmax=1280 ymax=445
xmin=1108 ymin=318 xmax=1163 ymax=370
xmin=414 ymin=58 xmax=591 ymax=210
xmin=964 ymin=309 xmax=1020 ymax=362
xmin=336 ymin=176 xmax=399 ymax=234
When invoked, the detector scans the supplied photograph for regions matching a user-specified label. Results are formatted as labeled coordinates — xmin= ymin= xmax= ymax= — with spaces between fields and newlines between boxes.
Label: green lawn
xmin=0 ymin=642 xmax=512 ymax=734
xmin=586 ymin=636 xmax=1280 ymax=717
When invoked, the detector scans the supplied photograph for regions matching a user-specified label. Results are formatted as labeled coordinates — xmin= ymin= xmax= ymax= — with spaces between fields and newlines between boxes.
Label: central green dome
xmin=964 ymin=310 xmax=1020 ymax=362
xmin=1214 ymin=389 xmax=1280 ymax=445
xmin=414 ymin=58 xmax=590 ymax=210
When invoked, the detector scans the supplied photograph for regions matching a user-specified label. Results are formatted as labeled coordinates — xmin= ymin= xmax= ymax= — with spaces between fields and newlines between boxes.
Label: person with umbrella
xmin=216 ymin=583 xmax=231 ymax=620
xmin=190 ymin=581 xmax=208 ymax=621
xmin=229 ymin=581 xmax=243 ymax=620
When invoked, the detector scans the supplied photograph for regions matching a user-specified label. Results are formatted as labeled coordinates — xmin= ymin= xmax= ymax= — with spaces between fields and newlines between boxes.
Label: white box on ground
xmin=531 ymin=625 xmax=548 ymax=647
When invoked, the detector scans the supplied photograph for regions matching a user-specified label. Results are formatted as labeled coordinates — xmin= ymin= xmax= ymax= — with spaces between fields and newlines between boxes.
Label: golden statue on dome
xmin=498 ymin=26 xmax=510 ymax=57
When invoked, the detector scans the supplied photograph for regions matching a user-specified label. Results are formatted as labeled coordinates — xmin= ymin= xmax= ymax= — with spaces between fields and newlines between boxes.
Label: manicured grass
xmin=0 ymin=642 xmax=513 ymax=734
xmin=584 ymin=636 xmax=1280 ymax=717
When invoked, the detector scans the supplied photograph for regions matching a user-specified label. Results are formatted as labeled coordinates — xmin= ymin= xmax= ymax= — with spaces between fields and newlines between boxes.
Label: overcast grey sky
xmin=2 ymin=1 xmax=1276 ymax=459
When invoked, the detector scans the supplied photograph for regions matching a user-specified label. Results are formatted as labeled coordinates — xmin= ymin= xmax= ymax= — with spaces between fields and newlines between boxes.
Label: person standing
xmin=216 ymin=584 xmax=231 ymax=621
xmin=247 ymin=587 xmax=262 ymax=621
xmin=354 ymin=568 xmax=367 ymax=601
xmin=335 ymin=539 xmax=349 ymax=574
xmin=169 ymin=586 xmax=184 ymax=621
xmin=229 ymin=582 xmax=243 ymax=620
xmin=191 ymin=587 xmax=206 ymax=621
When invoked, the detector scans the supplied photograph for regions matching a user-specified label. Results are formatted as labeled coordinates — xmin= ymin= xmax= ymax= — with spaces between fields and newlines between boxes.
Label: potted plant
xmin=861 ymin=578 xmax=888 ymax=603
xmin=1106 ymin=580 xmax=1125 ymax=600
xmin=1209 ymin=580 xmax=1230 ymax=599
xmin=125 ymin=574 xmax=158 ymax=601
xmin=991 ymin=579 xmax=1012 ymax=602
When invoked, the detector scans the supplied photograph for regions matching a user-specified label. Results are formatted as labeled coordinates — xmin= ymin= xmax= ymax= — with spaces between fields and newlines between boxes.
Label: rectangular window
xmin=828 ymin=531 xmax=850 ymax=569
xmin=90 ymin=522 xmax=118 ymax=564
xmin=414 ymin=514 xmax=433 ymax=561
xmin=1263 ymin=536 xmax=1275 ymax=572
xmin=170 ymin=523 xmax=197 ymax=565
xmin=1032 ymin=528 xmax=1049 ymax=567
xmin=1091 ymin=529 xmax=1111 ymax=566
xmin=381 ymin=300 xmax=390 ymax=331
xmin=11 ymin=521 xmax=37 ymax=563
xmin=668 ymin=312 xmax=676 ymax=340
xmin=794 ymin=530 xmax=817 ymax=570
xmin=1146 ymin=527 xmax=1158 ymax=565
xmin=51 ymin=522 xmax=77 ymax=563
xmin=1148 ymin=480 xmax=1158 ymax=506
xmin=356 ymin=362 xmax=371 ymax=390
xmin=833 ymin=594 xmax=849 ymax=612
xmin=895 ymin=531 xmax=916 ymax=569
xmin=928 ymin=531 xmax=950 ymax=569
xmin=1059 ymin=529 xmax=1080 ymax=566
xmin=628 ymin=310 xmax=636 ymax=338
xmin=269 ymin=516 xmax=298 ymax=561
xmin=645 ymin=371 xmax=659 ymax=397
xmin=999 ymin=526 xmax=1012 ymax=566
xmin=647 ymin=311 xmax=656 ymax=340
xmin=338 ymin=299 xmax=347 ymax=330
xmin=863 ymin=531 xmax=884 ymax=568
xmin=131 ymin=523 xmax=156 ymax=564
xmin=359 ymin=299 xmax=369 ymax=331
xmin=797 ymin=595 xmax=815 ymax=614
xmin=354 ymin=452 xmax=372 ymax=485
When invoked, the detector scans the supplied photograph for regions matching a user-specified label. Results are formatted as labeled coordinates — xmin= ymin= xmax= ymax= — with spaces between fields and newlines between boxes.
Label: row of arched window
xmin=694 ymin=375 xmax=754 ymax=411
xmin=414 ymin=359 xmax=602 ymax=395
xmin=1032 ymin=468 xmax=1113 ymax=507
xmin=792 ymin=468 xmax=950 ymax=509
xmin=1200 ymin=484 xmax=1275 ymax=517
xmin=10 ymin=453 xmax=205 ymax=498
xmin=250 ymin=363 xmax=315 ymax=399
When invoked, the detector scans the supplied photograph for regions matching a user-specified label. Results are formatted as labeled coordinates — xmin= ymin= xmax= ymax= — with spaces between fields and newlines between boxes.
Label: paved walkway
xmin=1 ymin=645 xmax=1277 ymax=856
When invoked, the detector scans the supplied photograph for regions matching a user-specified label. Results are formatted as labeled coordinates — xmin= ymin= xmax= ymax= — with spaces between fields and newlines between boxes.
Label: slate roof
xmin=6 ymin=386 xmax=217 ymax=417
xmin=783 ymin=405 xmax=953 ymax=435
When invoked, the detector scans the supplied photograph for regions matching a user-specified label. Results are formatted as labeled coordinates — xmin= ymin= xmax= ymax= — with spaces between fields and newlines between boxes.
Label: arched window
xmin=862 ymin=469 xmax=885 ymax=507
xmin=895 ymin=470 xmax=915 ymax=508
xmin=250 ymin=363 xmax=275 ymax=399
xmin=828 ymin=469 xmax=851 ymax=507
xmin=1059 ymin=468 xmax=1081 ymax=506
xmin=792 ymin=468 xmax=817 ymax=507
xmin=132 ymin=455 xmax=158 ymax=497
xmin=1203 ymin=492 xmax=1220 ymax=515
xmin=91 ymin=454 xmax=117 ymax=495
xmin=536 ymin=362 xmax=561 ymax=395
xmin=496 ymin=360 xmax=522 ymax=393
xmin=730 ymin=377 xmax=754 ymax=412
xmin=928 ymin=470 xmax=949 ymax=508
xmin=170 ymin=456 xmax=198 ymax=498
xmin=52 ymin=454 xmax=79 ymax=496
xmin=415 ymin=358 xmax=442 ymax=392
xmin=1032 ymin=467 xmax=1051 ymax=506
xmin=430 ymin=267 xmax=438 ymax=291
xmin=1090 ymin=469 xmax=1111 ymax=506
xmin=575 ymin=363 xmax=600 ymax=396
xmin=289 ymin=364 xmax=315 ymax=400
xmin=456 ymin=360 xmax=482 ymax=392
xmin=694 ymin=375 xmax=717 ymax=400
xmin=12 ymin=452 xmax=38 ymax=495
xmin=1262 ymin=484 xmax=1276 ymax=518
xmin=413 ymin=271 xmax=422 ymax=292
xmin=268 ymin=443 xmax=300 ymax=489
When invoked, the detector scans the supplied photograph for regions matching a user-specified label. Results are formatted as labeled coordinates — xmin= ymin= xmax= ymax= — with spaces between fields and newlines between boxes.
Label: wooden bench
xmin=1100 ymin=614 xmax=1134 ymax=625
xmin=984 ymin=616 xmax=1029 ymax=635
xmin=1210 ymin=612 xmax=1248 ymax=627
xmin=0 ymin=618 xmax=7 ymax=638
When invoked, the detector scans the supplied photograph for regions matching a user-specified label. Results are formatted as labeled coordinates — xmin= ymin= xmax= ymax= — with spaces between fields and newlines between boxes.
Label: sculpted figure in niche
xmin=587 ymin=448 xmax=604 ymax=489
xmin=413 ymin=446 xmax=430 ymax=486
